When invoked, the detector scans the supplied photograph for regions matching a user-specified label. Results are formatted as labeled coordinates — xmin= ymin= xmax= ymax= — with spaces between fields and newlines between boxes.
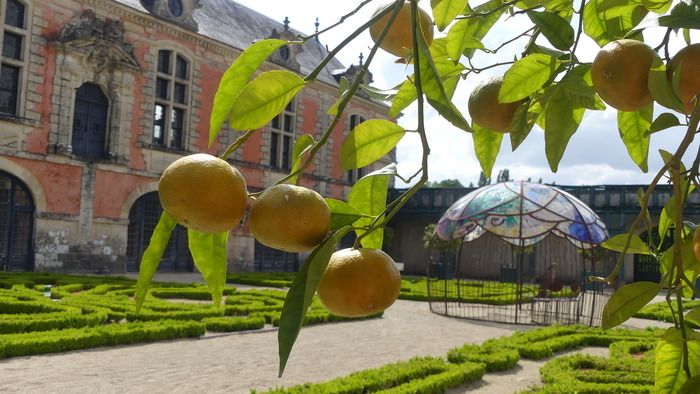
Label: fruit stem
xmin=568 ymin=0 xmax=585 ymax=72
xmin=670 ymin=164 xmax=692 ymax=379
xmin=298 ymin=0 xmax=376 ymax=43
xmin=304 ymin=1 xmax=398 ymax=83
xmin=594 ymin=102 xmax=700 ymax=286
xmin=355 ymin=0 xmax=431 ymax=248
xmin=219 ymin=129 xmax=257 ymax=160
xmin=277 ymin=0 xmax=406 ymax=186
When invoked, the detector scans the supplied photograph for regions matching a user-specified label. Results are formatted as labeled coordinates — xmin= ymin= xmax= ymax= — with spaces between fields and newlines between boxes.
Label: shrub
xmin=447 ymin=344 xmax=520 ymax=371
xmin=202 ymin=316 xmax=266 ymax=332
xmin=0 ymin=320 xmax=205 ymax=359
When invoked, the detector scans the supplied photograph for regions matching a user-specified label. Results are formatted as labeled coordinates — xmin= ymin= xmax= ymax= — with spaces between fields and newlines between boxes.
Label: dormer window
xmin=168 ymin=0 xmax=183 ymax=17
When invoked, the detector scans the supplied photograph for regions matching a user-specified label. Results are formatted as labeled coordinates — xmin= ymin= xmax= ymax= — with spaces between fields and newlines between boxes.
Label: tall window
xmin=152 ymin=49 xmax=190 ymax=149
xmin=269 ymin=100 xmax=295 ymax=170
xmin=0 ymin=0 xmax=26 ymax=116
xmin=347 ymin=114 xmax=366 ymax=183
xmin=72 ymin=83 xmax=109 ymax=159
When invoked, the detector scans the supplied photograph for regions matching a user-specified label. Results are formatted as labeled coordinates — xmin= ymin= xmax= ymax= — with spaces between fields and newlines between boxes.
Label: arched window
xmin=152 ymin=49 xmax=190 ymax=150
xmin=72 ymin=83 xmax=109 ymax=159
xmin=0 ymin=170 xmax=33 ymax=271
xmin=126 ymin=192 xmax=192 ymax=272
xmin=0 ymin=0 xmax=27 ymax=116
xmin=347 ymin=114 xmax=366 ymax=183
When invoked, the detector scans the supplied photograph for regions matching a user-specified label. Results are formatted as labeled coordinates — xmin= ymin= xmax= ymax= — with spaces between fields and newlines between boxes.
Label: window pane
xmin=175 ymin=55 xmax=188 ymax=79
xmin=152 ymin=104 xmax=166 ymax=145
xmin=0 ymin=64 xmax=19 ymax=115
xmin=270 ymin=132 xmax=279 ymax=167
xmin=285 ymin=100 xmax=294 ymax=111
xmin=157 ymin=50 xmax=171 ymax=74
xmin=282 ymin=135 xmax=291 ymax=170
xmin=347 ymin=170 xmax=354 ymax=183
xmin=169 ymin=108 xmax=184 ymax=149
xmin=2 ymin=32 xmax=22 ymax=60
xmin=283 ymin=114 xmax=293 ymax=132
xmin=5 ymin=0 xmax=25 ymax=29
xmin=156 ymin=77 xmax=169 ymax=99
xmin=174 ymin=83 xmax=186 ymax=104
xmin=271 ymin=114 xmax=280 ymax=130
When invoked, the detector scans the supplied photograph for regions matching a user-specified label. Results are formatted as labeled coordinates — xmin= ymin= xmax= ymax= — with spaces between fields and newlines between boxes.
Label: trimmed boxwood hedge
xmin=0 ymin=320 xmax=205 ymax=359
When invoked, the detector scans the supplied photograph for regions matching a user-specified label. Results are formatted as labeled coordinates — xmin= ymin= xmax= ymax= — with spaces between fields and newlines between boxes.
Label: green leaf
xmin=229 ymin=70 xmax=306 ymax=131
xmin=348 ymin=173 xmax=391 ymax=249
xmin=650 ymin=113 xmax=682 ymax=134
xmin=642 ymin=0 xmax=672 ymax=14
xmin=583 ymin=0 xmax=608 ymax=46
xmin=416 ymin=22 xmax=472 ymax=132
xmin=500 ymin=54 xmax=560 ymax=103
xmin=601 ymin=233 xmax=653 ymax=255
xmin=188 ymin=229 xmax=228 ymax=307
xmin=658 ymin=1 xmax=700 ymax=29
xmin=389 ymin=78 xmax=418 ymax=118
xmin=678 ymin=376 xmax=700 ymax=394
xmin=527 ymin=11 xmax=575 ymax=50
xmin=655 ymin=328 xmax=700 ymax=393
xmin=431 ymin=0 xmax=467 ymax=31
xmin=686 ymin=307 xmax=700 ymax=327
xmin=617 ymin=105 xmax=652 ymax=173
xmin=472 ymin=123 xmax=503 ymax=179
xmin=360 ymin=84 xmax=397 ymax=102
xmin=288 ymin=134 xmax=316 ymax=185
xmin=559 ymin=65 xmax=606 ymax=110
xmin=327 ymin=76 xmax=350 ymax=116
xmin=509 ymin=100 xmax=534 ymax=151
xmin=658 ymin=207 xmax=672 ymax=246
xmin=602 ymin=281 xmax=662 ymax=329
xmin=325 ymin=198 xmax=363 ymax=231
xmin=209 ymin=39 xmax=288 ymax=146
xmin=278 ymin=227 xmax=352 ymax=377
xmin=450 ymin=0 xmax=505 ymax=59
xmin=135 ymin=212 xmax=177 ymax=312
xmin=341 ymin=120 xmax=406 ymax=170
xmin=648 ymin=57 xmax=685 ymax=112
xmin=539 ymin=86 xmax=585 ymax=172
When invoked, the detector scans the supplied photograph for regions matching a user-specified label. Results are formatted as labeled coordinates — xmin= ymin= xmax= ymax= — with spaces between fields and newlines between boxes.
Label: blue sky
xmin=234 ymin=0 xmax=700 ymax=187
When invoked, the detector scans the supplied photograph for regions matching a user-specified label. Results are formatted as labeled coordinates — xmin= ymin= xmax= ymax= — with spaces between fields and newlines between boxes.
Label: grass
xmin=0 ymin=272 xmax=380 ymax=359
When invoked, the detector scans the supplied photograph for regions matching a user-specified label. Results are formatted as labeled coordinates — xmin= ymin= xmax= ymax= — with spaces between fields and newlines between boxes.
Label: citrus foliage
xmin=133 ymin=0 xmax=700 ymax=383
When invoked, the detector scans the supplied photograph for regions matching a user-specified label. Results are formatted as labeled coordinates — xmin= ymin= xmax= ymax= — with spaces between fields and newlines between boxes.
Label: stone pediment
xmin=58 ymin=10 xmax=140 ymax=73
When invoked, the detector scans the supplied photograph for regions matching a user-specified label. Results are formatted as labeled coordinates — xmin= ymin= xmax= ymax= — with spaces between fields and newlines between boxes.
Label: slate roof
xmin=113 ymin=0 xmax=346 ymax=85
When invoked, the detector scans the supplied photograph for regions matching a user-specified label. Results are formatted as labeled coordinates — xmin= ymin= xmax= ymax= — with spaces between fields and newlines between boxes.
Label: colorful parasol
xmin=435 ymin=181 xmax=609 ymax=247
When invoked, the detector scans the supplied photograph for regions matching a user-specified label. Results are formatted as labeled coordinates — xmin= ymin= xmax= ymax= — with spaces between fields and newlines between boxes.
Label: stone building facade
xmin=0 ymin=0 xmax=393 ymax=273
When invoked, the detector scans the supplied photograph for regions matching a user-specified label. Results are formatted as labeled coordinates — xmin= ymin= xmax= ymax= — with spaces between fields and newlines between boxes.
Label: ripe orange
xmin=248 ymin=184 xmax=331 ymax=253
xmin=158 ymin=153 xmax=248 ymax=233
xmin=317 ymin=248 xmax=401 ymax=318
xmin=369 ymin=2 xmax=434 ymax=58
xmin=668 ymin=43 xmax=700 ymax=115
xmin=591 ymin=39 xmax=659 ymax=111
xmin=467 ymin=77 xmax=524 ymax=133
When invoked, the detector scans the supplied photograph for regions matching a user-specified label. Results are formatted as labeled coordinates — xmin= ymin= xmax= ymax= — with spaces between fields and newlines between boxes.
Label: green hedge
xmin=634 ymin=300 xmax=700 ymax=327
xmin=150 ymin=286 xmax=236 ymax=300
xmin=261 ymin=357 xmax=482 ymax=394
xmin=375 ymin=362 xmax=485 ymax=394
xmin=202 ymin=316 xmax=266 ymax=332
xmin=446 ymin=343 xmax=520 ymax=371
xmin=0 ymin=320 xmax=205 ymax=359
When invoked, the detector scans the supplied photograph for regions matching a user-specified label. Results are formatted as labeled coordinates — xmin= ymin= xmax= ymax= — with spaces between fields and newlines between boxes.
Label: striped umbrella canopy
xmin=436 ymin=181 xmax=609 ymax=248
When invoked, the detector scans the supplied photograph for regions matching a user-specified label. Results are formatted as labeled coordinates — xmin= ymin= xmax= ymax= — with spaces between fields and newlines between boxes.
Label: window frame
xmin=346 ymin=114 xmax=367 ymax=183
xmin=0 ymin=0 xmax=27 ymax=118
xmin=152 ymin=49 xmax=191 ymax=150
xmin=269 ymin=99 xmax=296 ymax=171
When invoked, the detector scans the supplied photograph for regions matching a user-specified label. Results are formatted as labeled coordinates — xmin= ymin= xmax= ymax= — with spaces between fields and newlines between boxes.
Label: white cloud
xmin=234 ymin=1 xmax=700 ymax=187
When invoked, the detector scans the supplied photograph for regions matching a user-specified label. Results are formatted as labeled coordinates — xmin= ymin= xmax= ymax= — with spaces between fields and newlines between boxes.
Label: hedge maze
xmin=261 ymin=325 xmax=663 ymax=393
xmin=0 ymin=273 xmax=377 ymax=359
